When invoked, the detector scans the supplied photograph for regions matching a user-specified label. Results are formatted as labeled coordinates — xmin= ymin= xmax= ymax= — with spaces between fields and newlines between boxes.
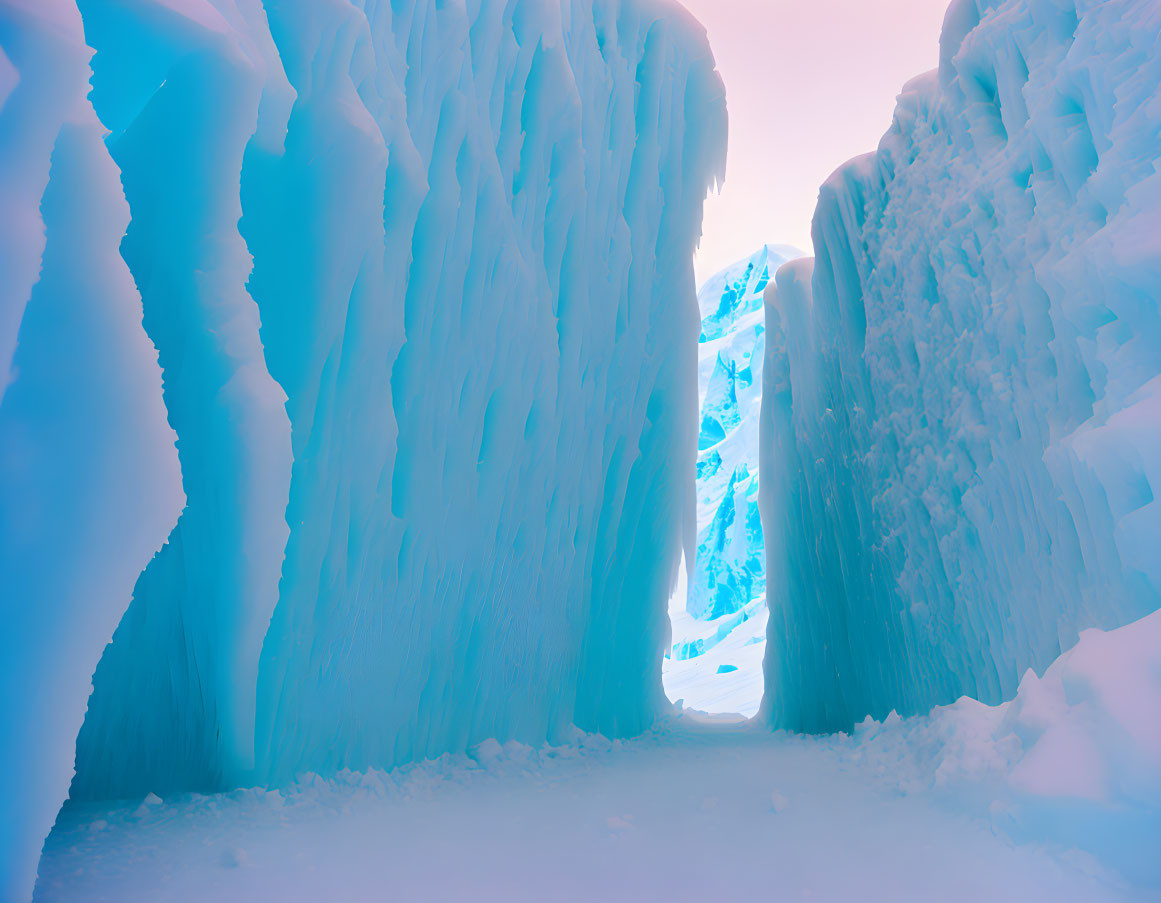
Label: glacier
xmin=760 ymin=0 xmax=1161 ymax=733
xmin=6 ymin=0 xmax=1161 ymax=895
xmin=0 ymin=0 xmax=725 ymax=898
xmin=664 ymin=245 xmax=797 ymax=716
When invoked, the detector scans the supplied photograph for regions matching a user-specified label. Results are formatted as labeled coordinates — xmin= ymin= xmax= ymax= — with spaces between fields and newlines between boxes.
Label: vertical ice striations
xmin=761 ymin=0 xmax=1161 ymax=733
xmin=70 ymin=0 xmax=296 ymax=801
xmin=0 ymin=3 xmax=184 ymax=900
xmin=54 ymin=0 xmax=725 ymax=803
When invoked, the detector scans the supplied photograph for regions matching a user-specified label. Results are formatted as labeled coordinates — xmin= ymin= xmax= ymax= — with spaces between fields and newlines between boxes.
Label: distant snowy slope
xmin=761 ymin=0 xmax=1161 ymax=732
xmin=0 ymin=0 xmax=724 ymax=897
xmin=665 ymin=245 xmax=797 ymax=716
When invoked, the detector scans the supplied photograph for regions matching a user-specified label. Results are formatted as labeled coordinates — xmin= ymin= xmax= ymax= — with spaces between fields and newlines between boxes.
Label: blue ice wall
xmin=0 ymin=0 xmax=723 ymax=896
xmin=760 ymin=0 xmax=1161 ymax=733
xmin=58 ymin=0 xmax=721 ymax=793
xmin=68 ymin=0 xmax=295 ymax=802
xmin=0 ymin=4 xmax=184 ymax=900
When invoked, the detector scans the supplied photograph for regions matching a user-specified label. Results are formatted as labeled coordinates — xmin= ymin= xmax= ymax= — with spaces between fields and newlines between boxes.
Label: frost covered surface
xmin=664 ymin=245 xmax=796 ymax=716
xmin=35 ymin=717 xmax=1153 ymax=901
xmin=761 ymin=0 xmax=1161 ymax=732
xmin=0 ymin=0 xmax=724 ymax=895
xmin=0 ymin=3 xmax=183 ymax=901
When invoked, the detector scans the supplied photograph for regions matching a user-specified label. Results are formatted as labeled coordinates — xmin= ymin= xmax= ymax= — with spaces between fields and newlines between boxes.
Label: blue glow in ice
xmin=0 ymin=1 xmax=725 ymax=898
xmin=760 ymin=0 xmax=1161 ymax=733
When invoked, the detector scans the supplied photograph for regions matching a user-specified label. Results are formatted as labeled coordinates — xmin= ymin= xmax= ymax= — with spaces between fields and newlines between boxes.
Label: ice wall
xmin=761 ymin=0 xmax=1161 ymax=732
xmin=0 ymin=3 xmax=184 ymax=900
xmin=0 ymin=0 xmax=722 ymax=895
xmin=69 ymin=0 xmax=298 ymax=803
xmin=53 ymin=0 xmax=723 ymax=797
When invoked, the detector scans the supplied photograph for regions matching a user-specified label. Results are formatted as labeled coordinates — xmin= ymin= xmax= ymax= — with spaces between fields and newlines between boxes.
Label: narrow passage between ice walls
xmin=663 ymin=244 xmax=800 ymax=717
xmin=2 ymin=0 xmax=1161 ymax=898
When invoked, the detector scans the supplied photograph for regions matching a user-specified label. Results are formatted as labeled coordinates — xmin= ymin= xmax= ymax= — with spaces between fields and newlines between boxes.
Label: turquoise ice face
xmin=686 ymin=246 xmax=795 ymax=627
xmin=0 ymin=2 xmax=728 ymax=898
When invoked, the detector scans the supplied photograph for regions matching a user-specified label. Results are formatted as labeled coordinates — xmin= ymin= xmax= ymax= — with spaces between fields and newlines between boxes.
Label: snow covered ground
xmin=37 ymin=608 xmax=1159 ymax=901
xmin=664 ymin=598 xmax=768 ymax=717
xmin=34 ymin=717 xmax=1148 ymax=903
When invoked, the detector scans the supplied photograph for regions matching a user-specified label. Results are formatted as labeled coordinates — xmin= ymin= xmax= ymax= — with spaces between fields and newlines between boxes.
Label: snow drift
xmin=0 ymin=0 xmax=724 ymax=897
xmin=842 ymin=608 xmax=1161 ymax=887
xmin=760 ymin=0 xmax=1161 ymax=733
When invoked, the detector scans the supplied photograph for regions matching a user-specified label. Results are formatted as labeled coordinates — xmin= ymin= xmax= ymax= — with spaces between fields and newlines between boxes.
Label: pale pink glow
xmin=680 ymin=0 xmax=951 ymax=282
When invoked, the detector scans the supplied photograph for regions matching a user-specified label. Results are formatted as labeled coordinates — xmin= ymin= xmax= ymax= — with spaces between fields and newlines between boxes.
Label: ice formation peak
xmin=698 ymin=244 xmax=796 ymax=342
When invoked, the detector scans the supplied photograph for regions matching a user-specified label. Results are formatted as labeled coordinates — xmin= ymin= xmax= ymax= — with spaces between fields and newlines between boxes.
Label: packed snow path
xmin=35 ymin=718 xmax=1145 ymax=903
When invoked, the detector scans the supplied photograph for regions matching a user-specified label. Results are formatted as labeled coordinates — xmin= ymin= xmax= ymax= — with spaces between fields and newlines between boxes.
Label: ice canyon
xmin=2 ymin=0 xmax=1160 ymax=900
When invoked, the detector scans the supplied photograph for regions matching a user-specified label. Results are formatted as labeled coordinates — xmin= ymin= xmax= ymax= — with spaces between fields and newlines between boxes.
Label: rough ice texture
xmin=761 ymin=0 xmax=1161 ymax=733
xmin=0 ymin=0 xmax=723 ymax=896
xmin=0 ymin=3 xmax=184 ymax=901
xmin=689 ymin=246 xmax=780 ymax=623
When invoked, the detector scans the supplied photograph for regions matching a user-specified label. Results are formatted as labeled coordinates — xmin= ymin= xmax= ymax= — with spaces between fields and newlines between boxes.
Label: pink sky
xmin=679 ymin=0 xmax=951 ymax=282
